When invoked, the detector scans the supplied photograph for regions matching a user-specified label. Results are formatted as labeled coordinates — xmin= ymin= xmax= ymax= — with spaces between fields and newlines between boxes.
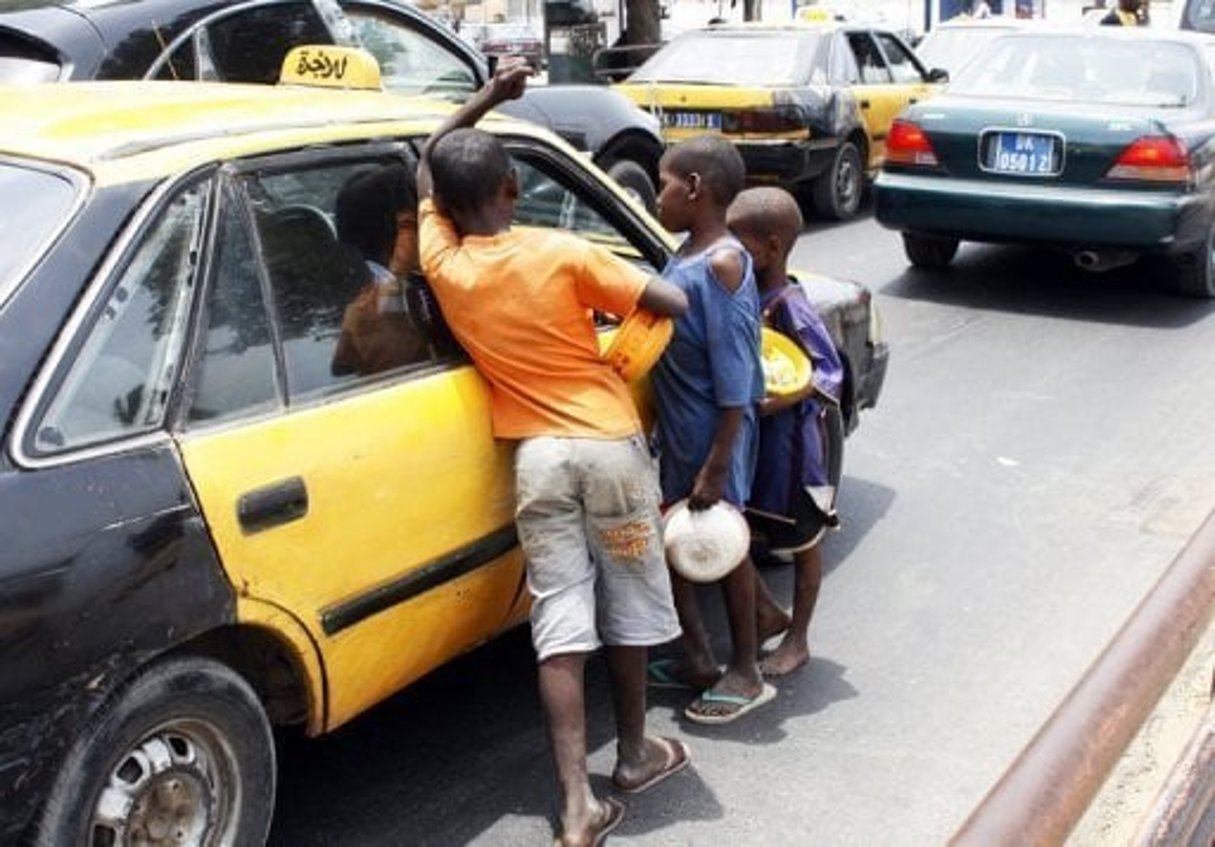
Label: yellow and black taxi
xmin=874 ymin=28 xmax=1215 ymax=297
xmin=0 ymin=47 xmax=886 ymax=844
xmin=614 ymin=20 xmax=947 ymax=220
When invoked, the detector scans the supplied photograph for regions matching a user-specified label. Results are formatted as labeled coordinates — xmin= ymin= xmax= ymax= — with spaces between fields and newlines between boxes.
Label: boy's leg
xmin=685 ymin=557 xmax=766 ymax=721
xmin=665 ymin=571 xmax=724 ymax=688
xmin=759 ymin=544 xmax=823 ymax=677
xmin=540 ymin=652 xmax=620 ymax=846
xmin=753 ymin=567 xmax=792 ymax=641
xmin=606 ymin=645 xmax=691 ymax=792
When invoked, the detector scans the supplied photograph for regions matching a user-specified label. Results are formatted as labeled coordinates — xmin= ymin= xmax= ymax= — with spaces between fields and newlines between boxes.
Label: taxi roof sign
xmin=280 ymin=45 xmax=382 ymax=90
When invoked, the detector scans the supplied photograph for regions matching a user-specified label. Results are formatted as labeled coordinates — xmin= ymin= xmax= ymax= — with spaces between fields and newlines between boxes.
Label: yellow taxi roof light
xmin=280 ymin=45 xmax=382 ymax=91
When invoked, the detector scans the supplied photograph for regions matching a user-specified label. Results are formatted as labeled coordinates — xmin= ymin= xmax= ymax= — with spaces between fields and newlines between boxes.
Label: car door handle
xmin=860 ymin=99 xmax=871 ymax=109
xmin=909 ymin=97 xmax=918 ymax=104
xmin=238 ymin=476 xmax=308 ymax=535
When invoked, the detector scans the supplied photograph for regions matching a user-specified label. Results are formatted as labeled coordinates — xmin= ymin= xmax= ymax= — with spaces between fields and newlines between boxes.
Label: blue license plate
xmin=988 ymin=132 xmax=1058 ymax=175
xmin=662 ymin=111 xmax=722 ymax=130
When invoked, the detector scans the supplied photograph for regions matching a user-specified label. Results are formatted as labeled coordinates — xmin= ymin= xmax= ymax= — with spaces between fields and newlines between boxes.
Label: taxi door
xmin=173 ymin=161 xmax=524 ymax=731
xmin=845 ymin=30 xmax=938 ymax=169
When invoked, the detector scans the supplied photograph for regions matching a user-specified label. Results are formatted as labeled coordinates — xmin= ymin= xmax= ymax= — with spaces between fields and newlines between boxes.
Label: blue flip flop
xmin=646 ymin=658 xmax=699 ymax=690
xmin=683 ymin=682 xmax=777 ymax=725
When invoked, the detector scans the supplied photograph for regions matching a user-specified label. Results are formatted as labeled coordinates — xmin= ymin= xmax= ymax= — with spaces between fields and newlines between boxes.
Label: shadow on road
xmin=881 ymin=243 xmax=1215 ymax=329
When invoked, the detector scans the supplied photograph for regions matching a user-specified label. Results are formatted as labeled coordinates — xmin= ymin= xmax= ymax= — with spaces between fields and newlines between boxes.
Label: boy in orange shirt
xmin=417 ymin=64 xmax=691 ymax=847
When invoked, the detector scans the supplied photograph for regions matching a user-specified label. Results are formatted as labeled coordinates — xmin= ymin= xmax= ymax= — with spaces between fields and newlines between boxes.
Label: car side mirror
xmin=927 ymin=67 xmax=949 ymax=83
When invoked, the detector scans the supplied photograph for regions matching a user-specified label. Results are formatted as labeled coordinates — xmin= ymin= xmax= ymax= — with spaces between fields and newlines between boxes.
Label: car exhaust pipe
xmin=1073 ymin=250 xmax=1137 ymax=273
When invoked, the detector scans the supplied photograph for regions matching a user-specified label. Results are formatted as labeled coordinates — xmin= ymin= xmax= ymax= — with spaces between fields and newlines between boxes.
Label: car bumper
xmin=735 ymin=138 xmax=840 ymax=185
xmin=874 ymin=172 xmax=1210 ymax=253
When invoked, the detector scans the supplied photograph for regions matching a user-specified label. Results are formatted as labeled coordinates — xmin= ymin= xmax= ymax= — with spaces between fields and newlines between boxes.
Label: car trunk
xmin=615 ymin=82 xmax=803 ymax=142
xmin=920 ymin=97 xmax=1188 ymax=188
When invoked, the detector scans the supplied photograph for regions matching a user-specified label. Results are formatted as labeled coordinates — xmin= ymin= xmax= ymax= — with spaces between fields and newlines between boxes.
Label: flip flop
xmin=646 ymin=658 xmax=711 ymax=690
xmin=552 ymin=797 xmax=625 ymax=847
xmin=612 ymin=737 xmax=691 ymax=794
xmin=683 ymin=682 xmax=777 ymax=726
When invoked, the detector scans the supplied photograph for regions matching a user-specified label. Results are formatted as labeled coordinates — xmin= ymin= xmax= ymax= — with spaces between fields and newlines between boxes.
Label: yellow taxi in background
xmin=615 ymin=21 xmax=947 ymax=220
xmin=0 ymin=45 xmax=887 ymax=844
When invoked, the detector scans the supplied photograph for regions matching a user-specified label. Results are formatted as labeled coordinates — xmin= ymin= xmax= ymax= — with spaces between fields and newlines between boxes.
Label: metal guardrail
xmin=949 ymin=510 xmax=1215 ymax=847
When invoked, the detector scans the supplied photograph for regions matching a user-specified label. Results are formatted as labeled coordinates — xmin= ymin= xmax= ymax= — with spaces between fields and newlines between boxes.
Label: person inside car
xmin=1101 ymin=0 xmax=1143 ymax=25
xmin=330 ymin=164 xmax=432 ymax=376
xmin=416 ymin=62 xmax=693 ymax=847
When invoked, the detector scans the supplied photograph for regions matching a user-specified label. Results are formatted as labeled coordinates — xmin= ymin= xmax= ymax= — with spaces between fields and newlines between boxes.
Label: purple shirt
xmin=749 ymin=279 xmax=845 ymax=517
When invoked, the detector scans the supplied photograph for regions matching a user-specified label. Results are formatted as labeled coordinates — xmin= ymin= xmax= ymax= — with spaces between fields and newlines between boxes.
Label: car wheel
xmin=811 ymin=140 xmax=863 ymax=221
xmin=606 ymin=159 xmax=657 ymax=214
xmin=1170 ymin=222 xmax=1215 ymax=298
xmin=903 ymin=232 xmax=960 ymax=269
xmin=36 ymin=656 xmax=275 ymax=847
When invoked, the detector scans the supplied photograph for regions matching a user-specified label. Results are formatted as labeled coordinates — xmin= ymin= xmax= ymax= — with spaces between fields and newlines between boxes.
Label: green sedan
xmin=874 ymin=28 xmax=1215 ymax=297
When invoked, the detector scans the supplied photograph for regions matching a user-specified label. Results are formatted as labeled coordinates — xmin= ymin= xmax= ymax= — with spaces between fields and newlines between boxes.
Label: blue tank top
xmin=651 ymin=236 xmax=764 ymax=506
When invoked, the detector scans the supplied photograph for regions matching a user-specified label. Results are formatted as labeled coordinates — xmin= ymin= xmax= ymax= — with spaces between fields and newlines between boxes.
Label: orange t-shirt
xmin=419 ymin=199 xmax=648 ymax=440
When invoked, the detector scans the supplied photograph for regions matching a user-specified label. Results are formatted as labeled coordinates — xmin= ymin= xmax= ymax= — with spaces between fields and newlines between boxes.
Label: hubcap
xmin=836 ymin=152 xmax=860 ymax=211
xmin=91 ymin=721 xmax=239 ymax=847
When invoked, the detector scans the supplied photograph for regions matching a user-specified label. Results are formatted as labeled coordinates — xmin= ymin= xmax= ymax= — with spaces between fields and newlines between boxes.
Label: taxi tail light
xmin=886 ymin=119 xmax=939 ymax=168
xmin=722 ymin=107 xmax=805 ymax=134
xmin=1107 ymin=136 xmax=1191 ymax=183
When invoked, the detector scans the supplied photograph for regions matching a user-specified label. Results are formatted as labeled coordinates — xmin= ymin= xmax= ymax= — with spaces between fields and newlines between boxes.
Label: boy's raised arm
xmin=416 ymin=61 xmax=531 ymax=201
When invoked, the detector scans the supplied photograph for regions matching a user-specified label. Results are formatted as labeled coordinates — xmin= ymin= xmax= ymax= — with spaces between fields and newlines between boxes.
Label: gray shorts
xmin=515 ymin=435 xmax=681 ymax=662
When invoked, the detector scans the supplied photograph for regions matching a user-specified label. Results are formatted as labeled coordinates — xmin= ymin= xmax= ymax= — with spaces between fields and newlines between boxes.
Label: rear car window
xmin=949 ymin=35 xmax=1201 ymax=107
xmin=0 ymin=31 xmax=61 ymax=83
xmin=629 ymin=31 xmax=825 ymax=86
xmin=0 ymin=161 xmax=80 ymax=308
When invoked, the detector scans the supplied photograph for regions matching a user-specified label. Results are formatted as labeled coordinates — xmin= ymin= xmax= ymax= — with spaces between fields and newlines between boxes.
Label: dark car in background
xmin=0 ymin=0 xmax=664 ymax=207
xmin=875 ymin=28 xmax=1215 ymax=297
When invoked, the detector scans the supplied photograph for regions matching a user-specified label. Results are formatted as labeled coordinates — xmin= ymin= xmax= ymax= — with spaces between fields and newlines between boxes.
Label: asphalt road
xmin=269 ymin=205 xmax=1215 ymax=846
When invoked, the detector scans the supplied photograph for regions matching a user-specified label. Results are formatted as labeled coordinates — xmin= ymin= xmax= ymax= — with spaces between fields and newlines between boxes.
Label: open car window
xmin=345 ymin=6 xmax=479 ymax=97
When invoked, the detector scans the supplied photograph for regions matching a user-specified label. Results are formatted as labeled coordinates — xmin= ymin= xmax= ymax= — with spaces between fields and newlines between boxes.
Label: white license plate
xmin=988 ymin=132 xmax=1058 ymax=175
xmin=662 ymin=111 xmax=722 ymax=130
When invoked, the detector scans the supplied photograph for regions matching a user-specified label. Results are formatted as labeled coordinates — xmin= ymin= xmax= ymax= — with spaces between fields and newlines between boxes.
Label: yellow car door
xmin=174 ymin=160 xmax=524 ymax=731
xmin=845 ymin=30 xmax=938 ymax=169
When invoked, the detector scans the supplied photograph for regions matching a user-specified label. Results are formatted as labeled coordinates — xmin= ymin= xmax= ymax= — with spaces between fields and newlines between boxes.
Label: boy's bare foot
xmin=759 ymin=639 xmax=810 ymax=678
xmin=612 ymin=736 xmax=691 ymax=794
xmin=555 ymin=797 xmax=625 ymax=847
xmin=684 ymin=673 xmax=777 ymax=725
xmin=646 ymin=658 xmax=721 ymax=691
xmin=758 ymin=606 xmax=792 ymax=642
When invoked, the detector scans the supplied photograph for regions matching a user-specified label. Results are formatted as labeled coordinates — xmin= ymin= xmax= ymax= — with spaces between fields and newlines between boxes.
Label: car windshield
xmin=949 ymin=35 xmax=1201 ymax=106
xmin=629 ymin=30 xmax=825 ymax=86
xmin=916 ymin=25 xmax=1018 ymax=73
xmin=0 ymin=162 xmax=81 ymax=308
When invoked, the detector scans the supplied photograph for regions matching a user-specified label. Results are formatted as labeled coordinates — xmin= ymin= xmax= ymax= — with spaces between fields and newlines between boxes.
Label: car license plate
xmin=662 ymin=111 xmax=722 ymax=131
xmin=987 ymin=132 xmax=1058 ymax=175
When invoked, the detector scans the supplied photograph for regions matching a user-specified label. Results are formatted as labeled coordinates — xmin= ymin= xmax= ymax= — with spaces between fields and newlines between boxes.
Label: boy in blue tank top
xmin=649 ymin=136 xmax=778 ymax=724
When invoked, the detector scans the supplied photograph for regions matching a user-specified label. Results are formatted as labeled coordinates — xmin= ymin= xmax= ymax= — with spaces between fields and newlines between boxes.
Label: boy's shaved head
xmin=430 ymin=127 xmax=512 ymax=219
xmin=728 ymin=186 xmax=803 ymax=252
xmin=664 ymin=135 xmax=746 ymax=207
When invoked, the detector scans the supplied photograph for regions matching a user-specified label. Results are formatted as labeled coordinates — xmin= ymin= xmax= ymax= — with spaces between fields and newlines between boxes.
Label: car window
xmin=875 ymin=33 xmax=923 ymax=84
xmin=848 ymin=33 xmax=893 ymax=84
xmin=152 ymin=38 xmax=198 ymax=81
xmin=951 ymin=35 xmax=1201 ymax=106
xmin=0 ymin=33 xmax=61 ymax=83
xmin=0 ymin=162 xmax=81 ymax=309
xmin=345 ymin=7 xmax=479 ymax=96
xmin=202 ymin=2 xmax=331 ymax=84
xmin=828 ymin=33 xmax=862 ymax=83
xmin=629 ymin=31 xmax=826 ymax=86
xmin=188 ymin=184 xmax=280 ymax=425
xmin=1182 ymin=0 xmax=1215 ymax=31
xmin=510 ymin=151 xmax=658 ymax=281
xmin=243 ymin=157 xmax=444 ymax=403
xmin=33 ymin=183 xmax=206 ymax=454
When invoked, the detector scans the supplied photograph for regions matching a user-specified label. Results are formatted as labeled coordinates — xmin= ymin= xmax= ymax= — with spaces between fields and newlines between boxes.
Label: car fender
xmin=504 ymin=85 xmax=663 ymax=159
xmin=780 ymin=84 xmax=866 ymax=147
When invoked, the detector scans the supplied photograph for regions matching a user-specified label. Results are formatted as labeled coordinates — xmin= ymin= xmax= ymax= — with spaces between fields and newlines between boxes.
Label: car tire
xmin=606 ymin=159 xmax=658 ymax=214
xmin=903 ymin=232 xmax=960 ymax=269
xmin=1170 ymin=223 xmax=1215 ymax=298
xmin=811 ymin=140 xmax=864 ymax=221
xmin=36 ymin=656 xmax=276 ymax=847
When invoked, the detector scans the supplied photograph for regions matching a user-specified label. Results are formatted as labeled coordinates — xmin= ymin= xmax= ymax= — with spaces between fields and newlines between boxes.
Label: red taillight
xmin=886 ymin=119 xmax=939 ymax=168
xmin=1107 ymin=136 xmax=1190 ymax=183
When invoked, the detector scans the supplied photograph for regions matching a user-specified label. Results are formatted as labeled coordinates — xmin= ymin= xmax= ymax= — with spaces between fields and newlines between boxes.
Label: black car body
xmin=0 ymin=0 xmax=664 ymax=204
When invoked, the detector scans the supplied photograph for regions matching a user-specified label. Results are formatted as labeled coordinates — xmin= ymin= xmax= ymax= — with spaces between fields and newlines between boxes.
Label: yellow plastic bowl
xmin=601 ymin=308 xmax=674 ymax=383
xmin=761 ymin=327 xmax=813 ymax=397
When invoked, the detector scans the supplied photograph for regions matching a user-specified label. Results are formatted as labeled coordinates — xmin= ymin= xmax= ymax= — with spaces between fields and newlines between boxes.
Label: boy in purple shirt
xmin=729 ymin=187 xmax=845 ymax=677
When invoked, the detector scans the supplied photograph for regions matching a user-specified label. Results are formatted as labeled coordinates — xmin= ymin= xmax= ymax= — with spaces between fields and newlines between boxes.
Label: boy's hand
xmin=689 ymin=464 xmax=727 ymax=511
xmin=486 ymin=59 xmax=531 ymax=104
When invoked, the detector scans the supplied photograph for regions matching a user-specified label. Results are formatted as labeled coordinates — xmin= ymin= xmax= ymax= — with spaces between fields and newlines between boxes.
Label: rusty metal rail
xmin=950 ymin=510 xmax=1215 ymax=847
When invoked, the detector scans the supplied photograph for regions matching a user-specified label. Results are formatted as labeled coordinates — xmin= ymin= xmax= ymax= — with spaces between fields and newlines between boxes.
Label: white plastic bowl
xmin=662 ymin=500 xmax=750 ymax=583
